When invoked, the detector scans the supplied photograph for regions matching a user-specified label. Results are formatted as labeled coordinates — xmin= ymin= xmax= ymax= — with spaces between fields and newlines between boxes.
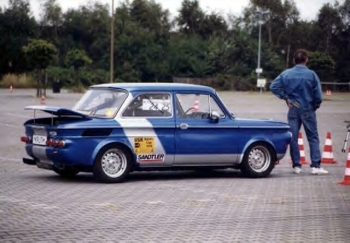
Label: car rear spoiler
xmin=24 ymin=106 xmax=91 ymax=124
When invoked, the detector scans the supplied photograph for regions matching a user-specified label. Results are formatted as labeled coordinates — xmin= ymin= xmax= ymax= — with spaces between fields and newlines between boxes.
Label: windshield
xmin=73 ymin=88 xmax=128 ymax=118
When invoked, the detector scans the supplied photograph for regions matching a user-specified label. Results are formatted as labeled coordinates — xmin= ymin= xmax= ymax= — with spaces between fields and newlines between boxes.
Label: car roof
xmin=90 ymin=82 xmax=216 ymax=93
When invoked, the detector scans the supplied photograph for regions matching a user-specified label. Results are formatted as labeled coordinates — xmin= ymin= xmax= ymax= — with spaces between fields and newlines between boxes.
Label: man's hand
xmin=285 ymin=99 xmax=293 ymax=108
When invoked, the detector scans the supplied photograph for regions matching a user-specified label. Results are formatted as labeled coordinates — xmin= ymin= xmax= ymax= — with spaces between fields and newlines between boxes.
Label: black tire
xmin=53 ymin=168 xmax=79 ymax=179
xmin=240 ymin=143 xmax=275 ymax=178
xmin=93 ymin=145 xmax=132 ymax=183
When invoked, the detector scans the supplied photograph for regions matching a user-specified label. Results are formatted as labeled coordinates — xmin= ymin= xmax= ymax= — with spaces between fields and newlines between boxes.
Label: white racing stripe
xmin=116 ymin=118 xmax=166 ymax=155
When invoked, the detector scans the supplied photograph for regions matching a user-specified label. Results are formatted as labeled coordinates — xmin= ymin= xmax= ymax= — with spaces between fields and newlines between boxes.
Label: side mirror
xmin=210 ymin=111 xmax=220 ymax=123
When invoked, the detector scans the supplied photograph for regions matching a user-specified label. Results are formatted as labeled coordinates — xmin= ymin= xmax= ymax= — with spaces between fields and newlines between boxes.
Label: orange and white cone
xmin=290 ymin=132 xmax=308 ymax=165
xmin=338 ymin=147 xmax=350 ymax=185
xmin=321 ymin=132 xmax=337 ymax=164
xmin=298 ymin=133 xmax=309 ymax=165
xmin=10 ymin=85 xmax=13 ymax=93
xmin=190 ymin=99 xmax=199 ymax=112
xmin=326 ymin=90 xmax=332 ymax=96
xmin=40 ymin=95 xmax=46 ymax=105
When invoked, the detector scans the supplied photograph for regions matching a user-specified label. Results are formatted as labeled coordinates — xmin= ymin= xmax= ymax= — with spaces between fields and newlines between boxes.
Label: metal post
xmin=110 ymin=0 xmax=115 ymax=83
xmin=258 ymin=19 xmax=262 ymax=94
xmin=255 ymin=10 xmax=269 ymax=94
xmin=257 ymin=19 xmax=262 ymax=80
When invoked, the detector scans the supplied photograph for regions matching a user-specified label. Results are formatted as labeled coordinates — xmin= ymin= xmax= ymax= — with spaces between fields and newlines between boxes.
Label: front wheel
xmin=240 ymin=143 xmax=275 ymax=178
xmin=93 ymin=145 xmax=132 ymax=183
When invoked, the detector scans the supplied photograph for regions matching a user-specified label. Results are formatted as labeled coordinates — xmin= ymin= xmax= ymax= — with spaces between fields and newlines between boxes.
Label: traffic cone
xmin=326 ymin=90 xmax=332 ymax=96
xmin=298 ymin=133 xmax=309 ymax=165
xmin=40 ymin=95 xmax=46 ymax=105
xmin=338 ymin=147 xmax=350 ymax=185
xmin=190 ymin=99 xmax=199 ymax=112
xmin=193 ymin=99 xmax=199 ymax=111
xmin=321 ymin=132 xmax=337 ymax=164
xmin=290 ymin=132 xmax=308 ymax=165
xmin=10 ymin=85 xmax=13 ymax=93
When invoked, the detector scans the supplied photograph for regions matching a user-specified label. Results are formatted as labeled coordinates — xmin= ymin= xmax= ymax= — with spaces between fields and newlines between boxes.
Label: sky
xmin=0 ymin=0 xmax=343 ymax=21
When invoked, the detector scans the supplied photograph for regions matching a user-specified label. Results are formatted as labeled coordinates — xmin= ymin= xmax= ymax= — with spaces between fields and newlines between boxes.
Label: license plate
xmin=32 ymin=135 xmax=47 ymax=145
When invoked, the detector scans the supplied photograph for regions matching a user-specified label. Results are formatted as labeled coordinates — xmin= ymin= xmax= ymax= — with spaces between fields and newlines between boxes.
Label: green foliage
xmin=308 ymin=51 xmax=335 ymax=81
xmin=0 ymin=0 xmax=37 ymax=76
xmin=65 ymin=49 xmax=92 ymax=71
xmin=22 ymin=38 xmax=58 ymax=70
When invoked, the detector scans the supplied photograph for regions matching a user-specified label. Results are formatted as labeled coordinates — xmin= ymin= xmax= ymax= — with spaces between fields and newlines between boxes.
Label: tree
xmin=240 ymin=0 xmax=299 ymax=55
xmin=65 ymin=49 xmax=92 ymax=89
xmin=308 ymin=51 xmax=335 ymax=81
xmin=315 ymin=3 xmax=342 ymax=54
xmin=39 ymin=0 xmax=63 ymax=43
xmin=176 ymin=0 xmax=205 ymax=36
xmin=22 ymin=38 xmax=58 ymax=97
xmin=0 ymin=0 xmax=37 ymax=76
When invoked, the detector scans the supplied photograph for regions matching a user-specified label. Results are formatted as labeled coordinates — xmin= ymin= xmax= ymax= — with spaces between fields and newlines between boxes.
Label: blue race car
xmin=21 ymin=83 xmax=292 ymax=183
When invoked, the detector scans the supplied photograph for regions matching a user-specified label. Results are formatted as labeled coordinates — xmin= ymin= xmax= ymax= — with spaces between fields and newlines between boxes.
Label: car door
xmin=174 ymin=92 xmax=239 ymax=165
xmin=119 ymin=92 xmax=176 ymax=167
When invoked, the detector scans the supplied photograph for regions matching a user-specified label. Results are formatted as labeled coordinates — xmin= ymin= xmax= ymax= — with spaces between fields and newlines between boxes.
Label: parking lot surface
xmin=0 ymin=88 xmax=350 ymax=242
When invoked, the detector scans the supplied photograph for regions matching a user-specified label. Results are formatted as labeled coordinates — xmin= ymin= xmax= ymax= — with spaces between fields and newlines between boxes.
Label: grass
xmin=0 ymin=74 xmax=36 ymax=89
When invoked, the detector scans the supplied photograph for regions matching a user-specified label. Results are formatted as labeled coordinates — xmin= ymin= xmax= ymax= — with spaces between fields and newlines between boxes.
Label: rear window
xmin=73 ymin=88 xmax=128 ymax=118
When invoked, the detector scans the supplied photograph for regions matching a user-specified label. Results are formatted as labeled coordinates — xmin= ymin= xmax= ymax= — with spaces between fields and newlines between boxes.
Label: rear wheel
xmin=53 ymin=168 xmax=79 ymax=179
xmin=93 ymin=145 xmax=132 ymax=183
xmin=240 ymin=143 xmax=275 ymax=178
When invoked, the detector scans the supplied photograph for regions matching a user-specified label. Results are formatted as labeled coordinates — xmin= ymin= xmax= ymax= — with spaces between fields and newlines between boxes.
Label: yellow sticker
xmin=134 ymin=137 xmax=154 ymax=154
xmin=105 ymin=109 xmax=114 ymax=117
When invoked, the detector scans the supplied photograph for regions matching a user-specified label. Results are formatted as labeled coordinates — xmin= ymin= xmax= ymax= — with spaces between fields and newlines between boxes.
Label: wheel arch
xmin=91 ymin=140 xmax=135 ymax=166
xmin=238 ymin=138 xmax=277 ymax=164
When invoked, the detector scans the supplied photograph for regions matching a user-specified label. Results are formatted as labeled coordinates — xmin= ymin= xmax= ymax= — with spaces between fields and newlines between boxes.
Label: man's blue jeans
xmin=288 ymin=107 xmax=321 ymax=168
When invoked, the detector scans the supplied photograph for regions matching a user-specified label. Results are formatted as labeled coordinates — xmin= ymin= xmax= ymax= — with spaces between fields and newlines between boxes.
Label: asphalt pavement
xmin=0 ymin=88 xmax=349 ymax=242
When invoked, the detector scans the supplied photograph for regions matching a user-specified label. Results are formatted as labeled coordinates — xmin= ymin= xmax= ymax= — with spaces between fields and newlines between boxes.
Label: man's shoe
xmin=293 ymin=167 xmax=302 ymax=174
xmin=311 ymin=167 xmax=329 ymax=175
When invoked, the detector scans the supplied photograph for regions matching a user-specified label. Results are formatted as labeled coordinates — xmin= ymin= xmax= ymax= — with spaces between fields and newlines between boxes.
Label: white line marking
xmin=146 ymin=200 xmax=166 ymax=204
xmin=0 ymin=122 xmax=18 ymax=128
xmin=0 ymin=157 xmax=22 ymax=162
xmin=5 ymin=112 xmax=30 ymax=118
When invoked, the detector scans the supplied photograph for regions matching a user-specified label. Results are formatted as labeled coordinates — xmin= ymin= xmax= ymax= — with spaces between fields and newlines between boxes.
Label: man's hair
xmin=293 ymin=49 xmax=308 ymax=64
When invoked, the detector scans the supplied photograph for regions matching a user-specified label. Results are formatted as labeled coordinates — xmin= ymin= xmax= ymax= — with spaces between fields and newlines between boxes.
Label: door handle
xmin=179 ymin=123 xmax=188 ymax=130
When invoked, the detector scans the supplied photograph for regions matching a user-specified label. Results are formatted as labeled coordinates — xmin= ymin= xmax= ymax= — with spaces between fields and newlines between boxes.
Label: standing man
xmin=270 ymin=49 xmax=328 ymax=175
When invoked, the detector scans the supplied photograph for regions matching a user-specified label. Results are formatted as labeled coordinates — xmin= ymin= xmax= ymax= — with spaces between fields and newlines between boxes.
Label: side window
xmin=122 ymin=93 xmax=172 ymax=117
xmin=176 ymin=93 xmax=225 ymax=119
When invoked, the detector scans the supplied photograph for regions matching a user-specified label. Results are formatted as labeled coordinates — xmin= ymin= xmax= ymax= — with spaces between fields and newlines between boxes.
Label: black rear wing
xmin=24 ymin=106 xmax=91 ymax=126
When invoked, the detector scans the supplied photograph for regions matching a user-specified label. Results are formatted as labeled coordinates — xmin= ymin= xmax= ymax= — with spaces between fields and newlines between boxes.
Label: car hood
xmin=235 ymin=118 xmax=290 ymax=128
xmin=24 ymin=105 xmax=91 ymax=119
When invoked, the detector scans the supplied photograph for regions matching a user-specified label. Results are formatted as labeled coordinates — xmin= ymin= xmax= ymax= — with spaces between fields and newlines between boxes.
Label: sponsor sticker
xmin=134 ymin=137 xmax=154 ymax=154
xmin=137 ymin=154 xmax=165 ymax=163
xmin=142 ymin=99 xmax=171 ymax=111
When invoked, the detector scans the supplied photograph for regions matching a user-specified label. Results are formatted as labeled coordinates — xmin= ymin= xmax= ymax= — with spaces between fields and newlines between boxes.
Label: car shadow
xmin=22 ymin=169 xmax=280 ymax=184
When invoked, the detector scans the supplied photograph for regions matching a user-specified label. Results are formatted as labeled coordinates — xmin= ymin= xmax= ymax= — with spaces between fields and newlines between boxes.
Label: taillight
xmin=20 ymin=136 xmax=30 ymax=143
xmin=46 ymin=138 xmax=65 ymax=147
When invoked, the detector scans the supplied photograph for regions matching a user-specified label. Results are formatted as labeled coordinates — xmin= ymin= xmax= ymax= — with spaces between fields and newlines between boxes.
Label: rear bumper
xmin=23 ymin=158 xmax=36 ymax=165
xmin=22 ymin=157 xmax=92 ymax=172
xmin=25 ymin=144 xmax=94 ymax=167
xmin=23 ymin=157 xmax=54 ymax=170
